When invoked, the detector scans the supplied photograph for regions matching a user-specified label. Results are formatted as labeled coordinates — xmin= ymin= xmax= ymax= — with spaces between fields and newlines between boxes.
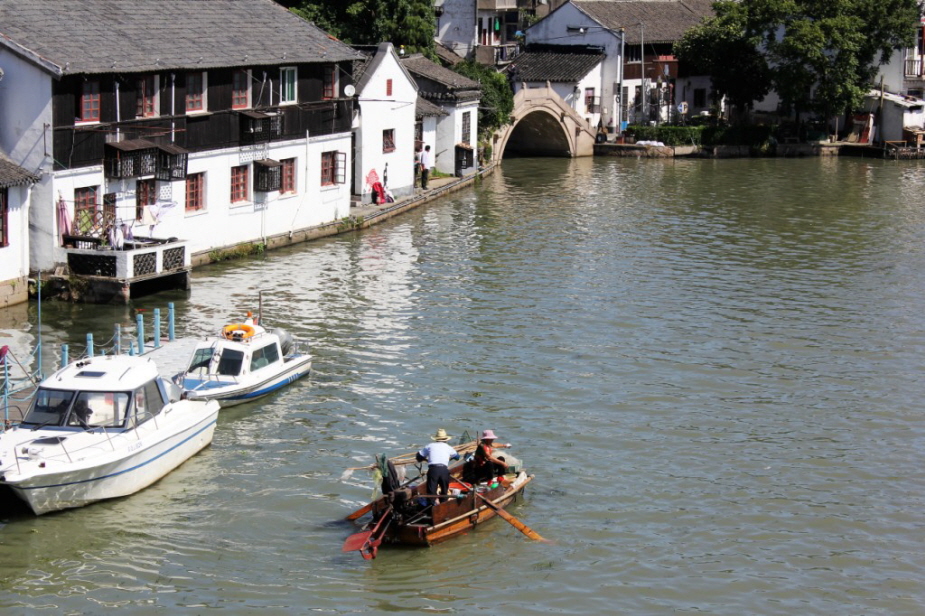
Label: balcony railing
xmin=905 ymin=57 xmax=925 ymax=77
xmin=65 ymin=237 xmax=191 ymax=281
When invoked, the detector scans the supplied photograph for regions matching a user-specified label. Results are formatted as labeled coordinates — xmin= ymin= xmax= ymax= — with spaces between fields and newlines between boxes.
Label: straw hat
xmin=433 ymin=428 xmax=451 ymax=442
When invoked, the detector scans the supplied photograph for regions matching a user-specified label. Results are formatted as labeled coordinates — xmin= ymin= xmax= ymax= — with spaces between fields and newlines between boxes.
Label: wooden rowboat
xmin=343 ymin=452 xmax=537 ymax=559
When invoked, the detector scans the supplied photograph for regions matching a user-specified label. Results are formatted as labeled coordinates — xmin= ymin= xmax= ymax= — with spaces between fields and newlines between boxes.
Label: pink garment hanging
xmin=57 ymin=193 xmax=71 ymax=244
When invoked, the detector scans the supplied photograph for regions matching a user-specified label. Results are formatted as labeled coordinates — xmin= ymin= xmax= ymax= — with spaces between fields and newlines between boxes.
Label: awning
xmin=254 ymin=159 xmax=282 ymax=167
xmin=107 ymin=139 xmax=157 ymax=152
xmin=158 ymin=142 xmax=189 ymax=155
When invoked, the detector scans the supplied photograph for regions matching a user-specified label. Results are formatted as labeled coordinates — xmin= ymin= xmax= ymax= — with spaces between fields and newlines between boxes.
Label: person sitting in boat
xmin=415 ymin=428 xmax=460 ymax=504
xmin=463 ymin=430 xmax=512 ymax=484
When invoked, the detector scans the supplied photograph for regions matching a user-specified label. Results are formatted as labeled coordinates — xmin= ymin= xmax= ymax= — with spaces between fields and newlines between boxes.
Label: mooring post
xmin=61 ymin=344 xmax=69 ymax=368
xmin=128 ymin=340 xmax=135 ymax=356
xmin=154 ymin=308 xmax=162 ymax=349
xmin=168 ymin=303 xmax=176 ymax=341
xmin=136 ymin=313 xmax=145 ymax=355
xmin=87 ymin=333 xmax=94 ymax=358
xmin=114 ymin=324 xmax=122 ymax=355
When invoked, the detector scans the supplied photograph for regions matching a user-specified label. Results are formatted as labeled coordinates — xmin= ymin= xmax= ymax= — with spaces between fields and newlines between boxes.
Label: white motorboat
xmin=0 ymin=355 xmax=219 ymax=515
xmin=177 ymin=314 xmax=312 ymax=407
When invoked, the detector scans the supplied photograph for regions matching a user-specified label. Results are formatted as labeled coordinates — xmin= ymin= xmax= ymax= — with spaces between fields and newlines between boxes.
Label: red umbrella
xmin=57 ymin=192 xmax=71 ymax=244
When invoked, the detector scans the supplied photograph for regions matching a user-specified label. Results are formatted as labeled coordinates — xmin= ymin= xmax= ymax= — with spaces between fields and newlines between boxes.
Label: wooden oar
xmin=476 ymin=492 xmax=549 ymax=543
xmin=342 ymin=506 xmax=393 ymax=559
xmin=345 ymin=501 xmax=374 ymax=521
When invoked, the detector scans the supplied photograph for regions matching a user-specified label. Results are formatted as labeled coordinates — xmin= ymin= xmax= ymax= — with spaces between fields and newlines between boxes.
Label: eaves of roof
xmin=0 ymin=0 xmax=363 ymax=76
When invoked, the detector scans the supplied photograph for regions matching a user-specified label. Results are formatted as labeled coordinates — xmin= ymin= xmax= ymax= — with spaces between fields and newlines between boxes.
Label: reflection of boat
xmin=343 ymin=443 xmax=536 ymax=559
xmin=177 ymin=313 xmax=312 ymax=407
xmin=0 ymin=355 xmax=219 ymax=515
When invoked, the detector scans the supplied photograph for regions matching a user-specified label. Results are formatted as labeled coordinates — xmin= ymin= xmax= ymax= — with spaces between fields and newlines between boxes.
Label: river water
xmin=1 ymin=156 xmax=925 ymax=614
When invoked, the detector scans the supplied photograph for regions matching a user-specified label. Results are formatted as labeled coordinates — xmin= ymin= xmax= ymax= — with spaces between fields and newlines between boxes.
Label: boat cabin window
xmin=65 ymin=392 xmax=130 ymax=428
xmin=187 ymin=348 xmax=213 ymax=374
xmin=23 ymin=389 xmax=75 ymax=426
xmin=131 ymin=380 xmax=165 ymax=424
xmin=217 ymin=349 xmax=245 ymax=376
xmin=250 ymin=343 xmax=280 ymax=371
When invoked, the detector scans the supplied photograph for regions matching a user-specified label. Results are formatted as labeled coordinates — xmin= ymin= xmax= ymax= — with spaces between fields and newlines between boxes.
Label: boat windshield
xmin=216 ymin=349 xmax=244 ymax=376
xmin=186 ymin=348 xmax=213 ymax=374
xmin=23 ymin=388 xmax=130 ymax=428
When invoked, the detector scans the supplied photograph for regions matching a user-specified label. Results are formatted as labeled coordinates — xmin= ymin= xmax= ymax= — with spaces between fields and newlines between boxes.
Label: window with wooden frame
xmin=281 ymin=158 xmax=296 ymax=194
xmin=186 ymin=172 xmax=205 ymax=211
xmin=0 ymin=188 xmax=7 ymax=248
xmin=231 ymin=165 xmax=249 ymax=202
xmin=382 ymin=129 xmax=396 ymax=153
xmin=80 ymin=80 xmax=101 ymax=122
xmin=321 ymin=151 xmax=346 ymax=186
xmin=386 ymin=78 xmax=393 ymax=97
xmin=280 ymin=67 xmax=297 ymax=104
xmin=232 ymin=69 xmax=250 ymax=109
xmin=323 ymin=65 xmax=337 ymax=99
xmin=103 ymin=193 xmax=116 ymax=223
xmin=74 ymin=186 xmax=98 ymax=233
xmin=584 ymin=88 xmax=596 ymax=113
xmin=136 ymin=179 xmax=157 ymax=220
xmin=136 ymin=75 xmax=158 ymax=118
xmin=186 ymin=71 xmax=206 ymax=112
xmin=461 ymin=112 xmax=471 ymax=145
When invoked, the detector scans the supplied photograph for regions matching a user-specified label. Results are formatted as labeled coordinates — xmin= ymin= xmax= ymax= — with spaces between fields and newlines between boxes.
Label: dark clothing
xmin=463 ymin=443 xmax=506 ymax=484
xmin=420 ymin=168 xmax=429 ymax=190
xmin=425 ymin=464 xmax=450 ymax=501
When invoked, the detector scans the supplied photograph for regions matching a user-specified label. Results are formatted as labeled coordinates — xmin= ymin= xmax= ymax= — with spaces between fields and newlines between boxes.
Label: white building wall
xmin=0 ymin=50 xmax=56 ymax=272
xmin=526 ymin=4 xmax=624 ymax=129
xmin=0 ymin=183 xmax=32 ymax=306
xmin=50 ymin=134 xmax=352 ymax=258
xmin=355 ymin=48 xmax=419 ymax=202
xmin=437 ymin=0 xmax=477 ymax=59
xmin=433 ymin=100 xmax=479 ymax=175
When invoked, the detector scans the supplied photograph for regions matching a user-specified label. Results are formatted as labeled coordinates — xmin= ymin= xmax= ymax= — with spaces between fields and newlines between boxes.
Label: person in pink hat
xmin=463 ymin=429 xmax=512 ymax=484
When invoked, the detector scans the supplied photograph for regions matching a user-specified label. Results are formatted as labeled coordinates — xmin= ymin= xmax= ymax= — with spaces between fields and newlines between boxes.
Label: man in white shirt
xmin=415 ymin=427 xmax=459 ymax=502
xmin=420 ymin=145 xmax=431 ymax=190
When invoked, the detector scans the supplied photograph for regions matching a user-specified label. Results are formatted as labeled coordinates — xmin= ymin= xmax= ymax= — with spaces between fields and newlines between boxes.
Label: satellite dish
xmin=344 ymin=84 xmax=356 ymax=97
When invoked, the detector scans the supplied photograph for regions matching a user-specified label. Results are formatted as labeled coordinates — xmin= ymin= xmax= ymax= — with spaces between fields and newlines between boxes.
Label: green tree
xmin=451 ymin=61 xmax=515 ymax=137
xmin=290 ymin=0 xmax=435 ymax=55
xmin=676 ymin=0 xmax=921 ymax=122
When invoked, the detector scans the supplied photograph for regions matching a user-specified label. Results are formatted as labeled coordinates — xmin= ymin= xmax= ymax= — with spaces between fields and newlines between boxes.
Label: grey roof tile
xmin=506 ymin=49 xmax=605 ymax=82
xmin=0 ymin=0 xmax=362 ymax=75
xmin=0 ymin=152 xmax=39 ymax=188
xmin=571 ymin=0 xmax=715 ymax=45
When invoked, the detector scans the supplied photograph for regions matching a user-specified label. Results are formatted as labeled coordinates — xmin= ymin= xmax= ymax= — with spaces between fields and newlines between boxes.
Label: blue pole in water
xmin=115 ymin=324 xmax=122 ymax=355
xmin=61 ymin=344 xmax=69 ymax=369
xmin=3 ymin=354 xmax=8 ymax=429
xmin=128 ymin=340 xmax=135 ymax=356
xmin=168 ymin=303 xmax=176 ymax=341
xmin=37 ymin=270 xmax=43 ymax=380
xmin=154 ymin=308 xmax=162 ymax=349
xmin=87 ymin=333 xmax=94 ymax=358
xmin=137 ymin=314 xmax=145 ymax=355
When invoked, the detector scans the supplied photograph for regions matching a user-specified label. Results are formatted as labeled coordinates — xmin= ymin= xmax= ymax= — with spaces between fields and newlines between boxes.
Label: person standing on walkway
xmin=420 ymin=145 xmax=431 ymax=190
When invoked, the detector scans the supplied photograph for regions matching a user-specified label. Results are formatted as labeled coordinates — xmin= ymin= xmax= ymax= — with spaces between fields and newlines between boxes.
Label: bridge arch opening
xmin=500 ymin=110 xmax=573 ymax=159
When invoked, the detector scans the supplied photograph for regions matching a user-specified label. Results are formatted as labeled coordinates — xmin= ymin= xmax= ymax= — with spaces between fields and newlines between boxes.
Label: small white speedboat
xmin=177 ymin=314 xmax=312 ymax=407
xmin=0 ymin=355 xmax=219 ymax=515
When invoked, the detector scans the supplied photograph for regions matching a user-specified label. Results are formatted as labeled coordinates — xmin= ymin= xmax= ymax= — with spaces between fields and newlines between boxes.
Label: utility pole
xmin=640 ymin=22 xmax=646 ymax=122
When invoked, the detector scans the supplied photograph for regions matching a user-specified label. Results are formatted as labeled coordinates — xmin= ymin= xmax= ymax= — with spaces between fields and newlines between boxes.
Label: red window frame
xmin=382 ymin=129 xmax=396 ymax=153
xmin=323 ymin=66 xmax=336 ymax=99
xmin=231 ymin=165 xmax=249 ymax=202
xmin=75 ymin=186 xmax=98 ymax=217
xmin=0 ymin=188 xmax=8 ymax=248
xmin=232 ymin=70 xmax=249 ymax=109
xmin=321 ymin=152 xmax=335 ymax=186
xmin=186 ymin=72 xmax=204 ymax=112
xmin=136 ymin=179 xmax=157 ymax=220
xmin=386 ymin=78 xmax=393 ymax=97
xmin=137 ymin=75 xmax=156 ymax=118
xmin=281 ymin=158 xmax=296 ymax=194
xmin=186 ymin=173 xmax=204 ymax=211
xmin=81 ymin=81 xmax=101 ymax=122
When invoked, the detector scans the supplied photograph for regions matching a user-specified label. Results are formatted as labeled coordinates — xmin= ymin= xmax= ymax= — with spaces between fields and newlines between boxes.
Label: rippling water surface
xmin=2 ymin=157 xmax=925 ymax=614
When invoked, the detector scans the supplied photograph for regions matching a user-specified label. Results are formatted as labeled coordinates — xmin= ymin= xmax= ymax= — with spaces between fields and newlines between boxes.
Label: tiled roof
xmin=401 ymin=54 xmax=480 ymax=91
xmin=0 ymin=152 xmax=39 ymax=188
xmin=416 ymin=96 xmax=448 ymax=118
xmin=572 ymin=0 xmax=715 ymax=45
xmin=434 ymin=41 xmax=465 ymax=67
xmin=0 ymin=0 xmax=362 ymax=76
xmin=506 ymin=49 xmax=605 ymax=82
xmin=401 ymin=54 xmax=481 ymax=103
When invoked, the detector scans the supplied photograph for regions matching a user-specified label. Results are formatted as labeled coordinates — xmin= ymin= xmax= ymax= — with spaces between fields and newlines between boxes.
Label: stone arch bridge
xmin=492 ymin=83 xmax=597 ymax=160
